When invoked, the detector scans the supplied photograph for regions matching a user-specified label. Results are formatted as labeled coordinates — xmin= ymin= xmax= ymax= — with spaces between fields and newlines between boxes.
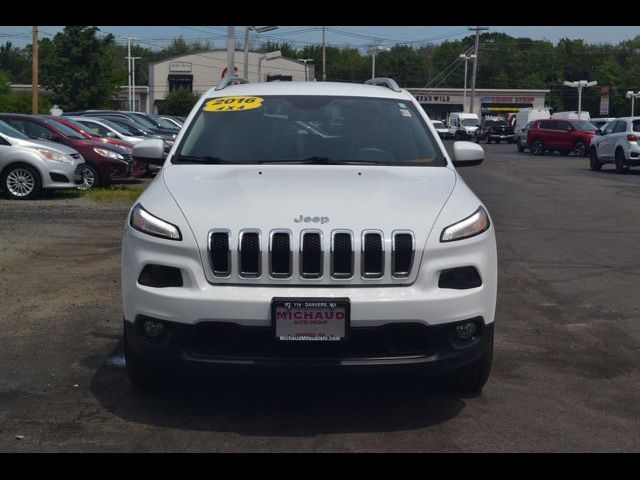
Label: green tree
xmin=156 ymin=89 xmax=200 ymax=116
xmin=0 ymin=72 xmax=51 ymax=113
xmin=39 ymin=26 xmax=125 ymax=110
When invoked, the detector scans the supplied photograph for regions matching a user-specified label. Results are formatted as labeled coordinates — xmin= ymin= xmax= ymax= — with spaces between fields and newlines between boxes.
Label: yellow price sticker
xmin=203 ymin=96 xmax=264 ymax=112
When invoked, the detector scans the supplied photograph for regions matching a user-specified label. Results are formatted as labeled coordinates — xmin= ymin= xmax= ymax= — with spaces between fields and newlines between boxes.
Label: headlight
xmin=440 ymin=206 xmax=490 ymax=242
xmin=130 ymin=203 xmax=182 ymax=241
xmin=94 ymin=147 xmax=124 ymax=160
xmin=30 ymin=147 xmax=74 ymax=164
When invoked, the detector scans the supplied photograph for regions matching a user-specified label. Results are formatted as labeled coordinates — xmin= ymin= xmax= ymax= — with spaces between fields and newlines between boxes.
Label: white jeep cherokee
xmin=122 ymin=77 xmax=497 ymax=392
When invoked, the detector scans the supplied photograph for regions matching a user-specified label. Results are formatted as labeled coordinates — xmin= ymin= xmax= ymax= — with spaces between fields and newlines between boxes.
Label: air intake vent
xmin=362 ymin=231 xmax=384 ymax=278
xmin=331 ymin=230 xmax=354 ymax=279
xmin=300 ymin=230 xmax=323 ymax=278
xmin=270 ymin=230 xmax=292 ymax=278
xmin=392 ymin=231 xmax=414 ymax=278
xmin=239 ymin=230 xmax=261 ymax=278
xmin=209 ymin=230 xmax=231 ymax=277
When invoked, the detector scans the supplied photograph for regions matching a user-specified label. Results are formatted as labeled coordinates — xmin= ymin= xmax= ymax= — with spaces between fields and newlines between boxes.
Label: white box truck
xmin=514 ymin=107 xmax=551 ymax=151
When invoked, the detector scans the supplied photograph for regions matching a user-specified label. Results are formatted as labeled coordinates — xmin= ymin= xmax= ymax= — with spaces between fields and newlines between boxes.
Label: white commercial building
xmin=406 ymin=87 xmax=550 ymax=122
xmin=148 ymin=50 xmax=313 ymax=113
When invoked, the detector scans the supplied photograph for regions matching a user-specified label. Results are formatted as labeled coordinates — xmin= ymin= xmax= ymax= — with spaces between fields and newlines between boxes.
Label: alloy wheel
xmin=6 ymin=167 xmax=35 ymax=197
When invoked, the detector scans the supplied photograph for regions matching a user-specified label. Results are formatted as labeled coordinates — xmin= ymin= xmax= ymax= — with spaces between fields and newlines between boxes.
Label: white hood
xmin=162 ymin=164 xmax=457 ymax=285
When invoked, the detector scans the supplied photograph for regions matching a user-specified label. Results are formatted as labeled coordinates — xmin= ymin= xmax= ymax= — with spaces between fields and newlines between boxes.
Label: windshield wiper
xmin=259 ymin=157 xmax=380 ymax=165
xmin=173 ymin=155 xmax=232 ymax=164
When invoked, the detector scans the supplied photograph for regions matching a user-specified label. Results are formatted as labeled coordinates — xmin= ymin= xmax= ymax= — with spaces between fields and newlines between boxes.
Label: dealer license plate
xmin=272 ymin=298 xmax=350 ymax=342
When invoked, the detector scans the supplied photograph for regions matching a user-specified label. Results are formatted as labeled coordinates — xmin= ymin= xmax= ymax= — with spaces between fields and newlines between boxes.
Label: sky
xmin=1 ymin=26 xmax=639 ymax=50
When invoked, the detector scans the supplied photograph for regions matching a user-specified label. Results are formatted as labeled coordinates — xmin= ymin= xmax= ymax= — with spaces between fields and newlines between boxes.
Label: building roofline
xmin=149 ymin=49 xmax=305 ymax=67
xmin=407 ymin=87 xmax=550 ymax=93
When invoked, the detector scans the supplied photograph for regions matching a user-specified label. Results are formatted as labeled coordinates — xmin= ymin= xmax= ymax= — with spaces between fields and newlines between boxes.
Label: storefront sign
xmin=169 ymin=62 xmax=192 ymax=72
xmin=480 ymin=96 xmax=535 ymax=104
xmin=413 ymin=94 xmax=462 ymax=104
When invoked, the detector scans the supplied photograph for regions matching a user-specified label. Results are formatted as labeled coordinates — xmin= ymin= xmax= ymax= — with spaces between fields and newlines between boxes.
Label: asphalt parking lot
xmin=1 ymin=143 xmax=639 ymax=452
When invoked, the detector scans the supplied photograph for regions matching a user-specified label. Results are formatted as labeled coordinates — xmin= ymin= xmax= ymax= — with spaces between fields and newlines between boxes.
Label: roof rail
xmin=365 ymin=77 xmax=401 ymax=92
xmin=215 ymin=75 xmax=249 ymax=91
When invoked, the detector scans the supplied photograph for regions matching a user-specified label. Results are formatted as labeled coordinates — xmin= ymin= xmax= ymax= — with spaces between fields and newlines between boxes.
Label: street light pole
xmin=32 ymin=26 xmax=38 ymax=114
xmin=459 ymin=53 xmax=476 ymax=111
xmin=371 ymin=46 xmax=390 ymax=79
xmin=243 ymin=26 xmax=278 ymax=81
xmin=322 ymin=26 xmax=327 ymax=81
xmin=131 ymin=56 xmax=141 ymax=111
xmin=626 ymin=91 xmax=640 ymax=116
xmin=227 ymin=26 xmax=236 ymax=75
xmin=564 ymin=80 xmax=598 ymax=117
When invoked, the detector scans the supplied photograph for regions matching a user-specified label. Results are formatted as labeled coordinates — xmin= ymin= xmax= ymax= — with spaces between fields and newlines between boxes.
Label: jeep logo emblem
xmin=294 ymin=215 xmax=329 ymax=224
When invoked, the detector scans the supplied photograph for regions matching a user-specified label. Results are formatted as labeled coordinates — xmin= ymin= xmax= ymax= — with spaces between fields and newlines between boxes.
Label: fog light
xmin=143 ymin=320 xmax=164 ymax=338
xmin=455 ymin=322 xmax=477 ymax=340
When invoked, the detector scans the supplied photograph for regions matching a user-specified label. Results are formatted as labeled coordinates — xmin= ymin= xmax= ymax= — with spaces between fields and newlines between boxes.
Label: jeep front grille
xmin=391 ymin=231 xmax=415 ymax=278
xmin=239 ymin=230 xmax=261 ymax=278
xmin=206 ymin=229 xmax=417 ymax=284
xmin=300 ymin=230 xmax=323 ymax=278
xmin=269 ymin=230 xmax=292 ymax=278
xmin=362 ymin=230 xmax=384 ymax=278
xmin=331 ymin=230 xmax=354 ymax=279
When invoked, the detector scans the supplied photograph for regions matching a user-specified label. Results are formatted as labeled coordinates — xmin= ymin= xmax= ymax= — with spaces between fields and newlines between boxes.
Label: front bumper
xmin=124 ymin=316 xmax=493 ymax=372
xmin=41 ymin=161 xmax=85 ymax=189
xmin=488 ymin=134 xmax=514 ymax=141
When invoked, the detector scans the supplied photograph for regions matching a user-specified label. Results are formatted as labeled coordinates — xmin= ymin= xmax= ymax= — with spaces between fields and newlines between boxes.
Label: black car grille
xmin=207 ymin=229 xmax=416 ymax=282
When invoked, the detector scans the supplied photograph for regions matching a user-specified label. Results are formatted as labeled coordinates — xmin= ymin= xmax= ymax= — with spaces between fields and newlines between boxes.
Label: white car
xmin=122 ymin=77 xmax=498 ymax=392
xmin=0 ymin=120 xmax=85 ymax=199
xmin=71 ymin=117 xmax=146 ymax=145
xmin=590 ymin=117 xmax=640 ymax=173
xmin=431 ymin=120 xmax=449 ymax=138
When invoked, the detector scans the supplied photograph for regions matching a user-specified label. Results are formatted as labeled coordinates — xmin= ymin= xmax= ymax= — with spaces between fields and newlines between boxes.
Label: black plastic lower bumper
xmin=124 ymin=316 xmax=494 ymax=375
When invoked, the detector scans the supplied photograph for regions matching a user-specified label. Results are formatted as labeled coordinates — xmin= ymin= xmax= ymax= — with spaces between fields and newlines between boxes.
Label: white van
xmin=448 ymin=112 xmax=480 ymax=140
xmin=551 ymin=111 xmax=591 ymax=121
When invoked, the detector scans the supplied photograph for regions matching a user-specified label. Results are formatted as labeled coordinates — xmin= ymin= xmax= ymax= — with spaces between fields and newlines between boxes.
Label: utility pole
xmin=131 ymin=56 xmax=141 ymax=112
xmin=244 ymin=27 xmax=250 ymax=80
xmin=322 ymin=26 xmax=326 ymax=81
xmin=32 ymin=26 xmax=38 ymax=114
xmin=227 ymin=26 xmax=236 ymax=75
xmin=468 ymin=26 xmax=488 ymax=115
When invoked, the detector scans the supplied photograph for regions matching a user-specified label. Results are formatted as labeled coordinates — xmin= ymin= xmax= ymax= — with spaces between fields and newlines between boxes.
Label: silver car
xmin=0 ymin=120 xmax=85 ymax=199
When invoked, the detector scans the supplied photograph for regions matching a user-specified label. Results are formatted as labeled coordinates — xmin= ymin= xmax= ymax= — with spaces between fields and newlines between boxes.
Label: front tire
xmin=79 ymin=164 xmax=100 ymax=189
xmin=448 ymin=342 xmax=493 ymax=393
xmin=590 ymin=148 xmax=602 ymax=171
xmin=2 ymin=164 xmax=42 ymax=200
xmin=532 ymin=139 xmax=545 ymax=156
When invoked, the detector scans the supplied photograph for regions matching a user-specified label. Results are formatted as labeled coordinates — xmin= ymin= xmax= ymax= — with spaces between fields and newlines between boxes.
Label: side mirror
xmin=132 ymin=138 xmax=165 ymax=166
xmin=452 ymin=141 xmax=484 ymax=167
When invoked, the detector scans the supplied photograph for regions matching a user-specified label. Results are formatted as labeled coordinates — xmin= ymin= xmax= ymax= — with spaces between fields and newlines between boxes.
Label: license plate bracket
xmin=272 ymin=297 xmax=350 ymax=342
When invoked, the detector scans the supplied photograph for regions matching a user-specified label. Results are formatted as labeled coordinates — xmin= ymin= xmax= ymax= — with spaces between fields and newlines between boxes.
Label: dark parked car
xmin=527 ymin=119 xmax=598 ymax=157
xmin=0 ymin=114 xmax=135 ymax=188
xmin=64 ymin=110 xmax=178 ymax=138
xmin=474 ymin=118 xmax=515 ymax=144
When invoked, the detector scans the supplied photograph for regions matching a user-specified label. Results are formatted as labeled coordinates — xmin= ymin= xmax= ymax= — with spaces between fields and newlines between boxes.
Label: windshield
xmin=484 ymin=120 xmax=506 ymax=127
xmin=56 ymin=118 xmax=96 ymax=138
xmin=42 ymin=118 xmax=85 ymax=139
xmin=432 ymin=121 xmax=445 ymax=128
xmin=461 ymin=118 xmax=480 ymax=126
xmin=130 ymin=113 xmax=158 ymax=129
xmin=152 ymin=115 xmax=179 ymax=129
xmin=106 ymin=118 xmax=149 ymax=136
xmin=572 ymin=121 xmax=598 ymax=132
xmin=176 ymin=95 xmax=445 ymax=166
xmin=0 ymin=119 xmax=30 ymax=140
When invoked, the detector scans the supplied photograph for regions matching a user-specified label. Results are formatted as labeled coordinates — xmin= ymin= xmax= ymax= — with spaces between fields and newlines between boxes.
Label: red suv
xmin=0 ymin=114 xmax=135 ymax=188
xmin=527 ymin=119 xmax=598 ymax=157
